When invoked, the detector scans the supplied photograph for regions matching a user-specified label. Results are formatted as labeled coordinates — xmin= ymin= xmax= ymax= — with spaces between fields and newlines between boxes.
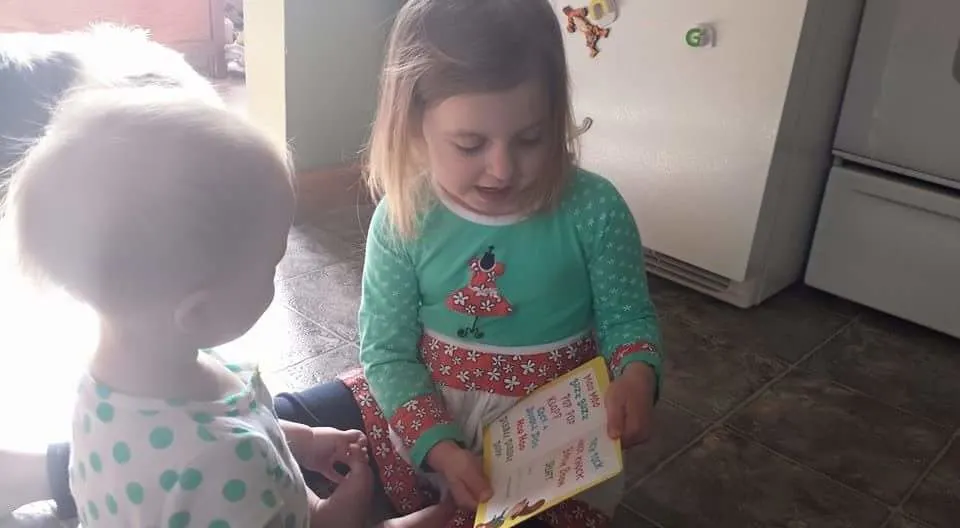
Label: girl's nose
xmin=486 ymin=144 xmax=516 ymax=184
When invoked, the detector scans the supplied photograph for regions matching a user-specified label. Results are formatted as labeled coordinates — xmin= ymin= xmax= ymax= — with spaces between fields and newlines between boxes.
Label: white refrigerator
xmin=555 ymin=0 xmax=864 ymax=307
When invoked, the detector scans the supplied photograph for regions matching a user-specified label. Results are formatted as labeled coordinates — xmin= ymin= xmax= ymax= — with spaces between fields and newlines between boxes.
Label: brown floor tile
xmin=612 ymin=506 xmax=659 ymax=528
xmin=280 ymin=260 xmax=363 ymax=342
xmin=278 ymin=224 xmax=364 ymax=280
xmin=803 ymin=312 xmax=960 ymax=429
xmin=271 ymin=344 xmax=362 ymax=392
xmin=903 ymin=438 xmax=960 ymax=528
xmin=649 ymin=277 xmax=857 ymax=363
xmin=659 ymin=316 xmax=788 ymax=418
xmin=729 ymin=369 xmax=950 ymax=504
xmin=217 ymin=301 xmax=348 ymax=373
xmin=625 ymin=428 xmax=887 ymax=528
xmin=624 ymin=400 xmax=708 ymax=486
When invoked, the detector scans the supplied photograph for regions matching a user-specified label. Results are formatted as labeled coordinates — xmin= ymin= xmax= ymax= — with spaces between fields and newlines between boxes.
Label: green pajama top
xmin=359 ymin=169 xmax=663 ymax=467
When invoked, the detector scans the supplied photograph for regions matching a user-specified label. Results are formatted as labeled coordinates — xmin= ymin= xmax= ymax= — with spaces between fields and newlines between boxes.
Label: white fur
xmin=0 ymin=22 xmax=220 ymax=103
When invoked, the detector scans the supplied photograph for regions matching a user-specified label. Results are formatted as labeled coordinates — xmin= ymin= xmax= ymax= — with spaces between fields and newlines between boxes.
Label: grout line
xmin=722 ymin=421 xmax=890 ymax=508
xmin=785 ymin=313 xmax=957 ymax=433
xmin=794 ymin=368 xmax=956 ymax=433
xmin=878 ymin=509 xmax=898 ymax=528
xmin=879 ymin=508 xmax=937 ymax=528
xmin=660 ymin=397 xmax=712 ymax=423
xmin=278 ymin=262 xmax=341 ymax=284
xmin=890 ymin=428 xmax=958 ymax=515
xmin=283 ymin=301 xmax=357 ymax=344
xmin=626 ymin=316 xmax=859 ymax=493
xmin=622 ymin=502 xmax=667 ymax=528
xmin=266 ymin=341 xmax=359 ymax=375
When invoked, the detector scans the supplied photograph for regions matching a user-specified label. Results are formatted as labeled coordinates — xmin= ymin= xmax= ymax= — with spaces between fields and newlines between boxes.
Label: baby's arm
xmin=583 ymin=177 xmax=663 ymax=393
xmin=360 ymin=204 xmax=465 ymax=468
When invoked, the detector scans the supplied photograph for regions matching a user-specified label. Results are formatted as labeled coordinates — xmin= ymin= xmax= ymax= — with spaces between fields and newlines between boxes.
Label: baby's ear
xmin=173 ymin=289 xmax=214 ymax=336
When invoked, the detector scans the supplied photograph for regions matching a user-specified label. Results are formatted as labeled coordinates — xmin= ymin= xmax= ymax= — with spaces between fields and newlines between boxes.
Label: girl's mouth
xmin=475 ymin=186 xmax=512 ymax=198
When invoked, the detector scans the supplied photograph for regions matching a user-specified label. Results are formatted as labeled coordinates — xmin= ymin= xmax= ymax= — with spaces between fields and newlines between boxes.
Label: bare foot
xmin=378 ymin=495 xmax=458 ymax=528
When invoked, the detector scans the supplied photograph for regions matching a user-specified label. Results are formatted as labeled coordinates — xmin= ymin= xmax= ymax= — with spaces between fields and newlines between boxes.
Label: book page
xmin=475 ymin=357 xmax=623 ymax=528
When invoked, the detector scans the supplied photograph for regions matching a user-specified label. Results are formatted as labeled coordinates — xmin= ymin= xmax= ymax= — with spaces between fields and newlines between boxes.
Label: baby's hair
xmin=366 ymin=0 xmax=579 ymax=238
xmin=4 ymin=86 xmax=294 ymax=315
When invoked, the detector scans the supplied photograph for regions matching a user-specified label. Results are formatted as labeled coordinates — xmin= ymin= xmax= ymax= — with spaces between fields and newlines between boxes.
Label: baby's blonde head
xmin=366 ymin=0 xmax=578 ymax=238
xmin=6 ymin=87 xmax=294 ymax=323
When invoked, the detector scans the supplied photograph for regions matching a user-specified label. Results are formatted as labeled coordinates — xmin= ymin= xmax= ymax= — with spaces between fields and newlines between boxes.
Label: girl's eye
xmin=454 ymin=141 xmax=485 ymax=155
xmin=516 ymin=135 xmax=543 ymax=147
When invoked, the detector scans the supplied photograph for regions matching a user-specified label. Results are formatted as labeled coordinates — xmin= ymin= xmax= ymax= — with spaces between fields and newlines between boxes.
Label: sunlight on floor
xmin=0 ymin=260 xmax=96 ymax=451
xmin=0 ymin=246 xmax=295 ymax=452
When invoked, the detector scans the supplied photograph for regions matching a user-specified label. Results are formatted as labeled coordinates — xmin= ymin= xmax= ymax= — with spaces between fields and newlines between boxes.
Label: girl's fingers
xmin=623 ymin=400 xmax=653 ymax=447
xmin=448 ymin=480 xmax=477 ymax=510
xmin=623 ymin=397 xmax=642 ymax=444
xmin=605 ymin=388 xmax=627 ymax=440
xmin=463 ymin=470 xmax=492 ymax=504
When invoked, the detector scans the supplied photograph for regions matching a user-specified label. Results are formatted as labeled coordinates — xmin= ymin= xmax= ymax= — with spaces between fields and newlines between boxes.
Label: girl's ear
xmin=409 ymin=125 xmax=430 ymax=169
xmin=412 ymin=136 xmax=428 ymax=165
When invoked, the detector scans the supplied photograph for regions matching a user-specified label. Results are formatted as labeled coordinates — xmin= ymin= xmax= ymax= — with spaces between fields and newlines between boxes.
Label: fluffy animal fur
xmin=0 ymin=24 xmax=220 ymax=177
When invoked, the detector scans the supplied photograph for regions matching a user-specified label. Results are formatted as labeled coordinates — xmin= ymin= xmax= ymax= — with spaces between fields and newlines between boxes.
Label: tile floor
xmin=265 ymin=204 xmax=960 ymax=528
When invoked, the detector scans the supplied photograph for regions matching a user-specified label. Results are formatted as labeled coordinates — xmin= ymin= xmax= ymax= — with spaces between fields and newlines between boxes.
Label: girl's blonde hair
xmin=5 ymin=86 xmax=294 ymax=315
xmin=366 ymin=0 xmax=579 ymax=238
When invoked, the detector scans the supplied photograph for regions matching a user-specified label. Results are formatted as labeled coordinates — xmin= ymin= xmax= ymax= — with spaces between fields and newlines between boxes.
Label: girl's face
xmin=421 ymin=80 xmax=551 ymax=217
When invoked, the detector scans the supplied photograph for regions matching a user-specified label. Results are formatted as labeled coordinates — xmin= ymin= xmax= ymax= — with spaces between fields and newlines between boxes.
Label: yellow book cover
xmin=473 ymin=357 xmax=623 ymax=528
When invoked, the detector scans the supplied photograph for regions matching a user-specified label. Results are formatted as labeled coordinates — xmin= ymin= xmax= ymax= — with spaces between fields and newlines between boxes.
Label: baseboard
xmin=294 ymin=164 xmax=373 ymax=218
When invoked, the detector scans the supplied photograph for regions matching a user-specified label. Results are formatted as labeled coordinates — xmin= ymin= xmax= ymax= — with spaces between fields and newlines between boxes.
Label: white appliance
xmin=556 ymin=0 xmax=864 ymax=307
xmin=806 ymin=0 xmax=960 ymax=338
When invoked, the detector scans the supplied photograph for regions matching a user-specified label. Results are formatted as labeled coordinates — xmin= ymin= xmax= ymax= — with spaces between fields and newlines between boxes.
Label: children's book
xmin=473 ymin=357 xmax=623 ymax=528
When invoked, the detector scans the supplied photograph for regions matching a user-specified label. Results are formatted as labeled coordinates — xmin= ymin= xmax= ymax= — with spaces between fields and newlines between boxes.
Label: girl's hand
xmin=605 ymin=363 xmax=656 ymax=448
xmin=299 ymin=427 xmax=368 ymax=483
xmin=425 ymin=441 xmax=492 ymax=510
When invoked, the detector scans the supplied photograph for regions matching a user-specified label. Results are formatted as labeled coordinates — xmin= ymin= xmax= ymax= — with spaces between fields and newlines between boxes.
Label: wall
xmin=244 ymin=0 xmax=287 ymax=148
xmin=246 ymin=0 xmax=398 ymax=172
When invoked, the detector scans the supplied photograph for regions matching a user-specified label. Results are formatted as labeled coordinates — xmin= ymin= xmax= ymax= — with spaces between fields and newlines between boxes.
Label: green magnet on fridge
xmin=685 ymin=24 xmax=715 ymax=48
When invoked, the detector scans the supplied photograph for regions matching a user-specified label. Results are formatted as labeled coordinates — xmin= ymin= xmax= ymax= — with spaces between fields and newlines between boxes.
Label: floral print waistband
xmin=420 ymin=333 xmax=598 ymax=397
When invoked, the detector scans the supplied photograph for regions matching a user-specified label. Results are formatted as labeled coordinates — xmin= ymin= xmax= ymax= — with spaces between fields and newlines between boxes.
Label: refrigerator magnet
xmin=562 ymin=5 xmax=611 ymax=58
xmin=588 ymin=0 xmax=618 ymax=27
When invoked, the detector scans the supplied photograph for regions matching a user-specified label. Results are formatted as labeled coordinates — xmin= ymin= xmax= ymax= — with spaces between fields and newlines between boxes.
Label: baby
xmin=3 ymin=86 xmax=450 ymax=527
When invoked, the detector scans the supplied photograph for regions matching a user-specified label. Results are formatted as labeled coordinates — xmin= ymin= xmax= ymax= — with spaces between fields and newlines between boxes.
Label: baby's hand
xmin=426 ymin=441 xmax=491 ymax=510
xmin=299 ymin=427 xmax=368 ymax=483
xmin=605 ymin=363 xmax=656 ymax=447
xmin=310 ymin=446 xmax=373 ymax=528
